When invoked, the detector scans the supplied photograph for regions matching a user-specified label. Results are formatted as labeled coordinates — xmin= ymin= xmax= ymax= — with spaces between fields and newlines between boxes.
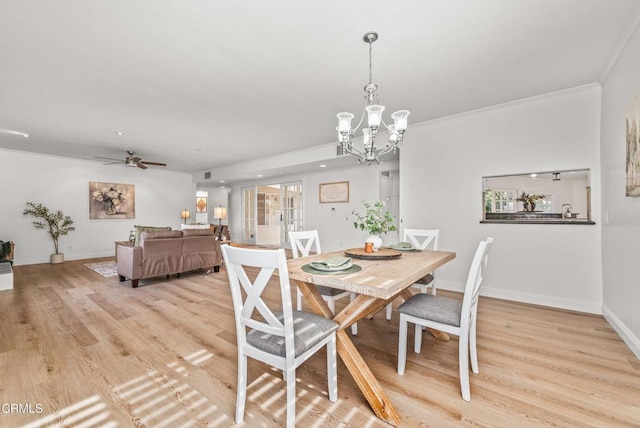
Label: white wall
xmin=600 ymin=21 xmax=640 ymax=357
xmin=229 ymin=161 xmax=400 ymax=252
xmin=400 ymin=85 xmax=602 ymax=314
xmin=0 ymin=149 xmax=195 ymax=265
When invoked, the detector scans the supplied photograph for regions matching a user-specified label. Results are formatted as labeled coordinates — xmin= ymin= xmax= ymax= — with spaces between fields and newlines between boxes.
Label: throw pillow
xmin=134 ymin=225 xmax=172 ymax=246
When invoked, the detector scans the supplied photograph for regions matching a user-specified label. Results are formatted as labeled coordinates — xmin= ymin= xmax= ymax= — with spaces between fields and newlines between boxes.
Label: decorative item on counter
xmin=516 ymin=192 xmax=545 ymax=212
xmin=352 ymin=199 xmax=397 ymax=251
xmin=365 ymin=242 xmax=373 ymax=253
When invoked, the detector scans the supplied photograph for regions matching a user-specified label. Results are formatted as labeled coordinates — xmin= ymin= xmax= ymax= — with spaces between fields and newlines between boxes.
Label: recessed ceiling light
xmin=319 ymin=164 xmax=327 ymax=168
xmin=530 ymin=173 xmax=538 ymax=178
xmin=219 ymin=180 xmax=225 ymax=183
xmin=115 ymin=131 xmax=125 ymax=136
xmin=220 ymin=186 xmax=225 ymax=189
xmin=257 ymin=174 xmax=263 ymax=177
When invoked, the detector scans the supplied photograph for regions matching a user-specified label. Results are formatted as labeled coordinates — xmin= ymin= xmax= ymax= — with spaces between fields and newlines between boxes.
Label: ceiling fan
xmin=98 ymin=151 xmax=167 ymax=169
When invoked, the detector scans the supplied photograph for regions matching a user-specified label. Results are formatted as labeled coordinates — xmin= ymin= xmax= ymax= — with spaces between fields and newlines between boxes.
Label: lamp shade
xmin=181 ymin=209 xmax=191 ymax=220
xmin=213 ymin=206 xmax=227 ymax=220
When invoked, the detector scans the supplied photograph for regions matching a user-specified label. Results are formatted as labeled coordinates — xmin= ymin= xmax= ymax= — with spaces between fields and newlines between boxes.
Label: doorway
xmin=241 ymin=181 xmax=302 ymax=247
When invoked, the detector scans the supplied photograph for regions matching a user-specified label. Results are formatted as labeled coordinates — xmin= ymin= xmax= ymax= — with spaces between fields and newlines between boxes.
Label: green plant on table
xmin=352 ymin=200 xmax=397 ymax=235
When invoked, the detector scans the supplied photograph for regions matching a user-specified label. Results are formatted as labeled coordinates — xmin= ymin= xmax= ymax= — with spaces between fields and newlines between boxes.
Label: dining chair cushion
xmin=247 ymin=310 xmax=339 ymax=357
xmin=316 ymin=285 xmax=347 ymax=296
xmin=398 ymin=294 xmax=462 ymax=327
xmin=414 ymin=273 xmax=434 ymax=285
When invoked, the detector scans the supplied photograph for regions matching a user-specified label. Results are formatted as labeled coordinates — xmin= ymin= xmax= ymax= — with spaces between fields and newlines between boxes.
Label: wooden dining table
xmin=287 ymin=247 xmax=456 ymax=427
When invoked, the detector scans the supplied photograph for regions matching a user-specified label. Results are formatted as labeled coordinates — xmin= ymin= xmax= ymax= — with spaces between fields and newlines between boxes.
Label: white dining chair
xmin=289 ymin=230 xmax=358 ymax=335
xmin=397 ymin=237 xmax=493 ymax=401
xmin=221 ymin=245 xmax=338 ymax=428
xmin=385 ymin=228 xmax=440 ymax=320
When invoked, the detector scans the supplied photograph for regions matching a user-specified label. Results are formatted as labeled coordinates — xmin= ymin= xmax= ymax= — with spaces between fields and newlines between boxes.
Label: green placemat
xmin=302 ymin=263 xmax=362 ymax=275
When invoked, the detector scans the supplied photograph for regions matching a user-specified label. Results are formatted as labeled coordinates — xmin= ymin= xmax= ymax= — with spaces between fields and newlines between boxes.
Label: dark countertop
xmin=480 ymin=219 xmax=595 ymax=225
xmin=482 ymin=212 xmax=595 ymax=225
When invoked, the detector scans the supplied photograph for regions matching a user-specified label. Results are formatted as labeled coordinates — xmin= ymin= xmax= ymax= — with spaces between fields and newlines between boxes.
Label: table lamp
xmin=181 ymin=209 xmax=191 ymax=224
xmin=213 ymin=206 xmax=227 ymax=240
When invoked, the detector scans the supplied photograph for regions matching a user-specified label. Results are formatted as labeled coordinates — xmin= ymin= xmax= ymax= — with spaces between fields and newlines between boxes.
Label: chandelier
xmin=336 ymin=31 xmax=410 ymax=165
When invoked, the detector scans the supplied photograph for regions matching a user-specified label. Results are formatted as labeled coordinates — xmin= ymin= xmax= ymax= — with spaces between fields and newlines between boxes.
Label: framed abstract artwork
xmin=196 ymin=197 xmax=207 ymax=213
xmin=319 ymin=181 xmax=349 ymax=203
xmin=89 ymin=181 xmax=135 ymax=219
xmin=626 ymin=92 xmax=640 ymax=196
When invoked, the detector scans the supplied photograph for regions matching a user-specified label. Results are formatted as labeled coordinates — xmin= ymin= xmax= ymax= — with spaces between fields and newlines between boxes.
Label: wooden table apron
xmin=288 ymin=249 xmax=456 ymax=427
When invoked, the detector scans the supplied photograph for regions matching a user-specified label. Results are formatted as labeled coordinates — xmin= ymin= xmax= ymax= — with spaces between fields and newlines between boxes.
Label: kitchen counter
xmin=481 ymin=212 xmax=595 ymax=225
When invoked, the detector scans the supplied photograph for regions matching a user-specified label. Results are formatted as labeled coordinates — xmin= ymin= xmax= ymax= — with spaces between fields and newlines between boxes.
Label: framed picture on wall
xmin=319 ymin=181 xmax=349 ymax=203
xmin=89 ymin=181 xmax=135 ymax=219
xmin=626 ymin=92 xmax=640 ymax=196
xmin=196 ymin=197 xmax=207 ymax=213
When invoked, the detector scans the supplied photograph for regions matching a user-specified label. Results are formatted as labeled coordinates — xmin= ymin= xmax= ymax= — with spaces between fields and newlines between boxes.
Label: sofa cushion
xmin=182 ymin=228 xmax=215 ymax=237
xmin=140 ymin=230 xmax=183 ymax=242
xmin=134 ymin=225 xmax=172 ymax=246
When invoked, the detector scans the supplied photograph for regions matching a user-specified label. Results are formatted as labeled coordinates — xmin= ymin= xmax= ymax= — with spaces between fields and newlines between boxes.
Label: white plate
xmin=310 ymin=261 xmax=353 ymax=272
xmin=390 ymin=245 xmax=416 ymax=252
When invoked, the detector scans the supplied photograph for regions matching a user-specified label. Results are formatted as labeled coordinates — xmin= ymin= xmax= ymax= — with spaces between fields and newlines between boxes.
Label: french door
xmin=241 ymin=181 xmax=302 ymax=247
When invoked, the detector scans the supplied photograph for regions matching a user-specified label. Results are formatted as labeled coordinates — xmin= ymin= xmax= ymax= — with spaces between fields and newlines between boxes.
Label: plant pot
xmin=365 ymin=235 xmax=383 ymax=251
xmin=50 ymin=253 xmax=64 ymax=264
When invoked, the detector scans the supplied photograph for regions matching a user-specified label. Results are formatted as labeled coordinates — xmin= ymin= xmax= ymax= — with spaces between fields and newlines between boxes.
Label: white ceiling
xmin=1 ymin=1 xmax=640 ymax=181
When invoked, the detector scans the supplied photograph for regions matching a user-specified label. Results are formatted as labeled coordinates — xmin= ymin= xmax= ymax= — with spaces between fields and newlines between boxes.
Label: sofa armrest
xmin=117 ymin=245 xmax=143 ymax=280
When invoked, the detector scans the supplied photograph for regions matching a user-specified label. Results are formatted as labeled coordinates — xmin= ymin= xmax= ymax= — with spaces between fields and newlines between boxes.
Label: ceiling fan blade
xmin=92 ymin=156 xmax=123 ymax=162
xmin=140 ymin=161 xmax=167 ymax=166
xmin=103 ymin=161 xmax=123 ymax=165
xmin=136 ymin=162 xmax=148 ymax=169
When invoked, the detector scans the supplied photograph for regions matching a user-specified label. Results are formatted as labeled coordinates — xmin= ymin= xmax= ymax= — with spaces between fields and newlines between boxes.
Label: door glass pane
xmin=281 ymin=182 xmax=302 ymax=245
xmin=242 ymin=187 xmax=256 ymax=242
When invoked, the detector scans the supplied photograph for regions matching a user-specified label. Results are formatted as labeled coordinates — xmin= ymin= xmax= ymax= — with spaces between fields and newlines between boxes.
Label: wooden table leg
xmin=295 ymin=280 xmax=402 ymax=427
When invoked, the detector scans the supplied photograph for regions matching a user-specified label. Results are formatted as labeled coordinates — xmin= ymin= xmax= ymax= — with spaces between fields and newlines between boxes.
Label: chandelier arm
xmin=375 ymin=144 xmax=395 ymax=160
xmin=352 ymin=103 xmax=367 ymax=133
xmin=343 ymin=141 xmax=366 ymax=159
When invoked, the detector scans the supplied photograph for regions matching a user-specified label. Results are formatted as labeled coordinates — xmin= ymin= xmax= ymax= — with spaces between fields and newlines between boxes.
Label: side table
xmin=114 ymin=241 xmax=133 ymax=263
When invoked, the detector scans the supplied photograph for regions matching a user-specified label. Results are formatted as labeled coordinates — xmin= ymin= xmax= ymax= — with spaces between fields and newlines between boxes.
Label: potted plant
xmin=352 ymin=200 xmax=397 ymax=251
xmin=23 ymin=202 xmax=75 ymax=264
xmin=516 ymin=192 xmax=545 ymax=212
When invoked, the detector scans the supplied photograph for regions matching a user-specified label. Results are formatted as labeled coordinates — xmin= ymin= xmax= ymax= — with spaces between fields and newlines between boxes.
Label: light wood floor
xmin=1 ymin=258 xmax=639 ymax=427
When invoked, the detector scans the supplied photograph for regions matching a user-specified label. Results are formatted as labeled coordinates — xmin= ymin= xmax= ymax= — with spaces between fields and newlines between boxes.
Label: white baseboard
xmin=14 ymin=251 xmax=115 ymax=266
xmin=602 ymin=305 xmax=640 ymax=360
xmin=437 ymin=281 xmax=602 ymax=314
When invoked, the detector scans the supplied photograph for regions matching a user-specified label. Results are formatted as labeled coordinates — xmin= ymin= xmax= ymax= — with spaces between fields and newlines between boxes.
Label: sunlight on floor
xmin=21 ymin=395 xmax=116 ymax=428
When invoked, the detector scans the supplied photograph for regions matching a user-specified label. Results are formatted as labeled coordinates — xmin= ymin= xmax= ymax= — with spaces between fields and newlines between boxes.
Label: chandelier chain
xmin=368 ymin=39 xmax=373 ymax=85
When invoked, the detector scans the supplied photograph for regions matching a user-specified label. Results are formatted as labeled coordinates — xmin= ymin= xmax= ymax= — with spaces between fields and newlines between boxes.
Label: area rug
xmin=85 ymin=261 xmax=118 ymax=278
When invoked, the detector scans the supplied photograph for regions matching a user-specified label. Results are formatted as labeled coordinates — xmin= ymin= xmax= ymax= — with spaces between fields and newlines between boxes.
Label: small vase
xmin=105 ymin=200 xmax=117 ymax=215
xmin=366 ymin=235 xmax=383 ymax=252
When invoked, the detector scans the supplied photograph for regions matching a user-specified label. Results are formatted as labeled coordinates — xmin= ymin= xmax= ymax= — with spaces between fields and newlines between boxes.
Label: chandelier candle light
xmin=337 ymin=31 xmax=410 ymax=165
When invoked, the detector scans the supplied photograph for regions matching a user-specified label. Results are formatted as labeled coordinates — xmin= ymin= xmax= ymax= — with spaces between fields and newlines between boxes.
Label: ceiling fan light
xmin=126 ymin=158 xmax=137 ymax=167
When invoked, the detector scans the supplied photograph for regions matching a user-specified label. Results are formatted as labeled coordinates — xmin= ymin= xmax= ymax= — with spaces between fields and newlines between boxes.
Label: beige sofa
xmin=117 ymin=229 xmax=222 ymax=288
